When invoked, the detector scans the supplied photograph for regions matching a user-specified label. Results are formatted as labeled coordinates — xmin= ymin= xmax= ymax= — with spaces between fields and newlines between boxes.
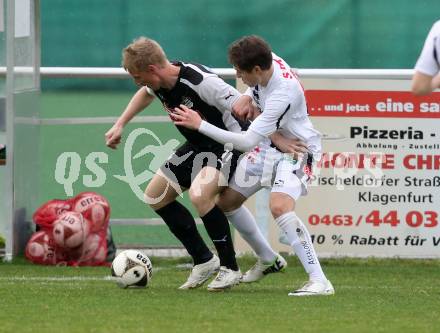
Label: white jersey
xmin=246 ymin=53 xmax=322 ymax=155
xmin=415 ymin=20 xmax=440 ymax=76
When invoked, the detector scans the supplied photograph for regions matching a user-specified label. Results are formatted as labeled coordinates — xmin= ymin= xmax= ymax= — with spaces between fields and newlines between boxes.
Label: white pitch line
xmin=0 ymin=273 xmax=134 ymax=283
xmin=0 ymin=267 xmax=182 ymax=283
xmin=1 ymin=277 xmax=436 ymax=292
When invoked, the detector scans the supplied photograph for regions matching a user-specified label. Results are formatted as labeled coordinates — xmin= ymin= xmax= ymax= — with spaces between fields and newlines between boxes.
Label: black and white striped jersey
xmin=152 ymin=62 xmax=243 ymax=150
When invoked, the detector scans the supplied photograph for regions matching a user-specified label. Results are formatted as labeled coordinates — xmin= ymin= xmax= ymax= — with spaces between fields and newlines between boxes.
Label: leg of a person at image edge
xmin=270 ymin=178 xmax=334 ymax=296
xmin=189 ymin=166 xmax=241 ymax=291
xmin=145 ymin=169 xmax=220 ymax=290
xmin=217 ymin=187 xmax=287 ymax=283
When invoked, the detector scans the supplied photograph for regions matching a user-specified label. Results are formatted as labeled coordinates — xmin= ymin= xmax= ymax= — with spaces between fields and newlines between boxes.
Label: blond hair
xmin=122 ymin=37 xmax=167 ymax=73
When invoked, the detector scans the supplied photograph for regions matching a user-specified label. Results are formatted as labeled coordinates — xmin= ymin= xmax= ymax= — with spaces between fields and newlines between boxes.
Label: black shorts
xmin=159 ymin=142 xmax=241 ymax=189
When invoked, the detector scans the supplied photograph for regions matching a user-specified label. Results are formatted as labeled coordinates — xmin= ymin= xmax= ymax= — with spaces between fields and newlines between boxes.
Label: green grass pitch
xmin=1 ymin=256 xmax=439 ymax=333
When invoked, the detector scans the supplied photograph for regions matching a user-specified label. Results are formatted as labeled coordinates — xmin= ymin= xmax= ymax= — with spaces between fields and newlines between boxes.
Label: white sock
xmin=225 ymin=206 xmax=277 ymax=263
xmin=275 ymin=211 xmax=326 ymax=282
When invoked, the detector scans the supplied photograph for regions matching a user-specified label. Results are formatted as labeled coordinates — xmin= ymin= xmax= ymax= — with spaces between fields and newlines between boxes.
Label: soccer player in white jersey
xmin=412 ymin=20 xmax=440 ymax=95
xmin=173 ymin=35 xmax=334 ymax=296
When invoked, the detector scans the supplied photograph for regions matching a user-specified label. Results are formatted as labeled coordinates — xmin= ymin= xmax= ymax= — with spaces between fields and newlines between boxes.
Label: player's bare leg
xmin=270 ymin=192 xmax=334 ymax=296
xmin=144 ymin=169 xmax=181 ymax=210
xmin=217 ymin=188 xmax=286 ymax=283
xmin=145 ymin=170 xmax=219 ymax=289
xmin=189 ymin=166 xmax=241 ymax=291
xmin=188 ymin=166 xmax=225 ymax=216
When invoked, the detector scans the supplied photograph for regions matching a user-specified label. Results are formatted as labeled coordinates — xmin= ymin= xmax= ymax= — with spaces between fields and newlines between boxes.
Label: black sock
xmin=155 ymin=201 xmax=212 ymax=265
xmin=201 ymin=205 xmax=238 ymax=271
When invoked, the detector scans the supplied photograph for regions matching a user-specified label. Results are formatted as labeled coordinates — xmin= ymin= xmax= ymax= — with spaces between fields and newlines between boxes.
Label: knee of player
xmin=188 ymin=187 xmax=213 ymax=211
xmin=216 ymin=193 xmax=242 ymax=213
xmin=269 ymin=201 xmax=291 ymax=219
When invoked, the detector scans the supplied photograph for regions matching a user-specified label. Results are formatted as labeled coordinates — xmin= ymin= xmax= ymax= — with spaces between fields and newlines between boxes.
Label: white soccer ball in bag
xmin=73 ymin=192 xmax=110 ymax=233
xmin=52 ymin=211 xmax=89 ymax=248
xmin=111 ymin=250 xmax=153 ymax=288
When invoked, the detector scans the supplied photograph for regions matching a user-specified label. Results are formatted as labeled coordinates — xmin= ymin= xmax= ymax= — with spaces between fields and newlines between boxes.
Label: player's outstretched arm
xmin=173 ymin=105 xmax=264 ymax=152
xmin=105 ymin=87 xmax=155 ymax=149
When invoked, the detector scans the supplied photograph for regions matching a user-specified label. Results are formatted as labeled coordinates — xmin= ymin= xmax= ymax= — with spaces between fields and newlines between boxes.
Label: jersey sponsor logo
xmin=181 ymin=96 xmax=194 ymax=109
xmin=163 ymin=98 xmax=199 ymax=121
xmin=176 ymin=96 xmax=207 ymax=121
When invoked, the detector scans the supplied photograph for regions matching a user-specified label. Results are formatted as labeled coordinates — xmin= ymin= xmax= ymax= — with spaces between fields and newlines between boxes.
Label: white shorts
xmin=229 ymin=142 xmax=314 ymax=201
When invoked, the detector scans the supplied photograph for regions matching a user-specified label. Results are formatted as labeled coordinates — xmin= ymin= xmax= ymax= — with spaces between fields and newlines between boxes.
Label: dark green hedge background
xmin=41 ymin=0 xmax=440 ymax=89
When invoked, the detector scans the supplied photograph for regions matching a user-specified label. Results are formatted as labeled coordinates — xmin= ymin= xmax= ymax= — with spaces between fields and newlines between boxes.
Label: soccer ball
xmin=73 ymin=192 xmax=110 ymax=233
xmin=80 ymin=233 xmax=102 ymax=261
xmin=25 ymin=231 xmax=66 ymax=265
xmin=32 ymin=199 xmax=72 ymax=230
xmin=52 ymin=211 xmax=89 ymax=248
xmin=79 ymin=234 xmax=107 ymax=264
xmin=111 ymin=250 xmax=153 ymax=288
xmin=26 ymin=231 xmax=57 ymax=264
xmin=90 ymin=244 xmax=107 ymax=263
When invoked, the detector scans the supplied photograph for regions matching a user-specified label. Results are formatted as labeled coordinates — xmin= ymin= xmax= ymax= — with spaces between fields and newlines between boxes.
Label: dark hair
xmin=228 ymin=35 xmax=273 ymax=72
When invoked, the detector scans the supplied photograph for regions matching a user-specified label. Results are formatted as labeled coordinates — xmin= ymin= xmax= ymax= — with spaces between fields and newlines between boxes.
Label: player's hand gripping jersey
xmin=171 ymin=53 xmax=323 ymax=198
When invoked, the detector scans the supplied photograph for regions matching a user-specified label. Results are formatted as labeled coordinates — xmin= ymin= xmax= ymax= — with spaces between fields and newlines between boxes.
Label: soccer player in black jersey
xmin=106 ymin=37 xmax=302 ymax=291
